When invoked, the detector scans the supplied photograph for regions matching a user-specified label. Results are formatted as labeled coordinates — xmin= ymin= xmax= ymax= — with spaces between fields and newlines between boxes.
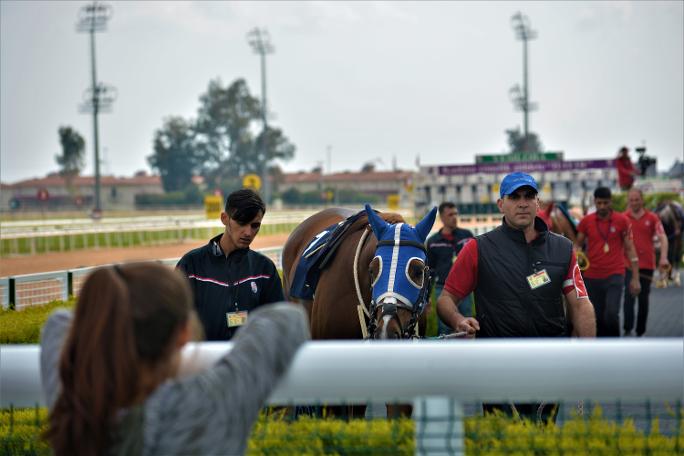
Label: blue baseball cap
xmin=499 ymin=172 xmax=539 ymax=198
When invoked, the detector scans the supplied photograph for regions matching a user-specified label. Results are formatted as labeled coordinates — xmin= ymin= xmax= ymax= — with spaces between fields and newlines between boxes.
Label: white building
xmin=414 ymin=155 xmax=618 ymax=214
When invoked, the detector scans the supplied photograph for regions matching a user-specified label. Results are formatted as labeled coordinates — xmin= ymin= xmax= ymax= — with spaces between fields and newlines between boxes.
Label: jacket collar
xmin=210 ymin=234 xmax=248 ymax=259
xmin=500 ymin=216 xmax=548 ymax=245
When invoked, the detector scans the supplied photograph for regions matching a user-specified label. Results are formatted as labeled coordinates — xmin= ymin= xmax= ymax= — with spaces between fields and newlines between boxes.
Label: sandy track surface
xmin=1 ymin=233 xmax=290 ymax=276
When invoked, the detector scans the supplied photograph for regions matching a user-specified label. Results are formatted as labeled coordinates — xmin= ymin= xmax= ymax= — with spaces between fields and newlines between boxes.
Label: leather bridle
xmin=353 ymin=225 xmax=432 ymax=339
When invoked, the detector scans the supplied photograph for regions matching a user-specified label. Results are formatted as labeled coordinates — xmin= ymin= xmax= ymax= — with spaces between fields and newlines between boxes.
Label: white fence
xmin=0 ymin=247 xmax=283 ymax=309
xmin=0 ymin=211 xmax=500 ymax=256
xmin=0 ymin=215 xmax=502 ymax=310
xmin=2 ymin=339 xmax=682 ymax=455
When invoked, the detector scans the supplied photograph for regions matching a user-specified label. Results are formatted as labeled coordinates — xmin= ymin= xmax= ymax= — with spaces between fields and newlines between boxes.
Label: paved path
xmin=622 ymin=270 xmax=683 ymax=337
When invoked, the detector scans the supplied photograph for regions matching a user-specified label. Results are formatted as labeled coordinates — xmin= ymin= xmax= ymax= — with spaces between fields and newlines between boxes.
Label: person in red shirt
xmin=575 ymin=187 xmax=640 ymax=337
xmin=437 ymin=172 xmax=595 ymax=423
xmin=616 ymin=146 xmax=639 ymax=191
xmin=623 ymin=189 xmax=669 ymax=336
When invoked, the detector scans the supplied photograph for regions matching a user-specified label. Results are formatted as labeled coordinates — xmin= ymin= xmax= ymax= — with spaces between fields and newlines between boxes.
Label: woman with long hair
xmin=40 ymin=262 xmax=309 ymax=455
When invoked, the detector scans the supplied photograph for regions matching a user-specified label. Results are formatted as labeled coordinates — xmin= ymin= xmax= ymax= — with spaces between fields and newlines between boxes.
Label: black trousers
xmin=623 ymin=268 xmax=653 ymax=336
xmin=584 ymin=274 xmax=623 ymax=337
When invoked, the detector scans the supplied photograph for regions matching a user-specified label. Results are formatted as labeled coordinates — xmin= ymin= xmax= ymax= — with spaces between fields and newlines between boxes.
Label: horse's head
xmin=364 ymin=204 xmax=437 ymax=339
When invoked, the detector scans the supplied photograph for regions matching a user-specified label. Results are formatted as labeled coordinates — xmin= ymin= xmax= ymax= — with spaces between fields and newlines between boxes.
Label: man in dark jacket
xmin=426 ymin=202 xmax=474 ymax=335
xmin=437 ymin=172 xmax=596 ymax=422
xmin=177 ymin=189 xmax=284 ymax=340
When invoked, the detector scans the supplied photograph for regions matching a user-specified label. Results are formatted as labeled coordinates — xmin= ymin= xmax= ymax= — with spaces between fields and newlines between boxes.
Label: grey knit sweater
xmin=40 ymin=302 xmax=310 ymax=456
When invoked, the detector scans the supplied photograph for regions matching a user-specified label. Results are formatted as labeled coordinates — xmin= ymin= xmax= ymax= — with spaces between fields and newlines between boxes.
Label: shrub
xmin=2 ymin=406 xmax=682 ymax=456
xmin=0 ymin=300 xmax=74 ymax=344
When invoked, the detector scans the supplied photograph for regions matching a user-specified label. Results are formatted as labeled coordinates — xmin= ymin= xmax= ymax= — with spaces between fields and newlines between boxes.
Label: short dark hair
xmin=438 ymin=202 xmax=457 ymax=215
xmin=594 ymin=187 xmax=612 ymax=200
xmin=225 ymin=189 xmax=265 ymax=224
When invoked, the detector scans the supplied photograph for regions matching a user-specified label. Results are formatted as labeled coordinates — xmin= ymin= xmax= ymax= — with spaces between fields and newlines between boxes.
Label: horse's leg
xmin=673 ymin=238 xmax=682 ymax=286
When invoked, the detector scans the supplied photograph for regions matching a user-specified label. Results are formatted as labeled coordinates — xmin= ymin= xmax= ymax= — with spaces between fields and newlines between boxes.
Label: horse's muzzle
xmin=372 ymin=300 xmax=406 ymax=339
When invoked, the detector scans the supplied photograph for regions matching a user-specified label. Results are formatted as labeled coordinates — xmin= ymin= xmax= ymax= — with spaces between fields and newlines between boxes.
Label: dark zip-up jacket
xmin=475 ymin=217 xmax=572 ymax=338
xmin=426 ymin=228 xmax=474 ymax=285
xmin=177 ymin=234 xmax=284 ymax=340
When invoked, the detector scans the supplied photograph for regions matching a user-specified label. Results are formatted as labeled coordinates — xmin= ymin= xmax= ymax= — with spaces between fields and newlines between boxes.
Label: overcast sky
xmin=1 ymin=1 xmax=682 ymax=184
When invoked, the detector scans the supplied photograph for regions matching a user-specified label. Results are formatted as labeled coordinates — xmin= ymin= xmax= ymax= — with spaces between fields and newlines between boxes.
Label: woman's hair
xmin=45 ymin=262 xmax=194 ymax=456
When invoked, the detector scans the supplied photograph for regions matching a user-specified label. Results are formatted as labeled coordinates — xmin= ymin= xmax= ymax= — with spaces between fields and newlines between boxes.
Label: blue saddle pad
xmin=290 ymin=211 xmax=366 ymax=300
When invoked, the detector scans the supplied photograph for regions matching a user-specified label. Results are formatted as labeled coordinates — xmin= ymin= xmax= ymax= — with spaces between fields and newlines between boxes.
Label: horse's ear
xmin=365 ymin=203 xmax=388 ymax=238
xmin=414 ymin=206 xmax=438 ymax=242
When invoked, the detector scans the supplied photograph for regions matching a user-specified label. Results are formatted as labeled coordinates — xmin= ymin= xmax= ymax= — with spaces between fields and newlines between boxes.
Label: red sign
xmin=36 ymin=188 xmax=50 ymax=201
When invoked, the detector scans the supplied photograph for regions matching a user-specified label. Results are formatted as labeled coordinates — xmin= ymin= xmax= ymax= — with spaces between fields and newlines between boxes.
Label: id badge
xmin=226 ymin=311 xmax=248 ymax=328
xmin=526 ymin=269 xmax=551 ymax=290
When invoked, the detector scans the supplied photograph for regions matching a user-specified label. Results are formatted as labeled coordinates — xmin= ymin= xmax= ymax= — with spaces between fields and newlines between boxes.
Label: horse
xmin=282 ymin=204 xmax=437 ymax=418
xmin=283 ymin=204 xmax=437 ymax=340
xmin=538 ymin=201 xmax=579 ymax=244
xmin=656 ymin=201 xmax=683 ymax=286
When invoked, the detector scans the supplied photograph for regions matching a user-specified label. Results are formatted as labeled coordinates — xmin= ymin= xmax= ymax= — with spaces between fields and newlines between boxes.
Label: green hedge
xmin=0 ymin=300 xmax=74 ymax=344
xmin=2 ymin=406 xmax=682 ymax=455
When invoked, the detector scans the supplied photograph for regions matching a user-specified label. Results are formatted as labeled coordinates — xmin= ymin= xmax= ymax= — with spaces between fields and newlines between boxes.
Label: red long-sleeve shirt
xmin=616 ymin=156 xmax=637 ymax=189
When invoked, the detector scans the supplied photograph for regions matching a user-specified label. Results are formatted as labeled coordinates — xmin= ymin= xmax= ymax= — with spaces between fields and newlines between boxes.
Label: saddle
xmin=290 ymin=211 xmax=366 ymax=300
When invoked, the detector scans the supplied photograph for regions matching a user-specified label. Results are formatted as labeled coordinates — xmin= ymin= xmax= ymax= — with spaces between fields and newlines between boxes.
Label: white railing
xmin=1 ymin=340 xmax=682 ymax=455
xmin=0 ymin=211 xmax=318 ymax=238
xmin=0 ymin=247 xmax=284 ymax=309
xmin=0 ymin=216 xmax=502 ymax=309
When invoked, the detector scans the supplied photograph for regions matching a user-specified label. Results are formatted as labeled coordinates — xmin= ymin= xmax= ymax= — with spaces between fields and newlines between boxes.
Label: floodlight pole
xmin=247 ymin=28 xmax=274 ymax=203
xmin=511 ymin=11 xmax=537 ymax=152
xmin=77 ymin=1 xmax=113 ymax=216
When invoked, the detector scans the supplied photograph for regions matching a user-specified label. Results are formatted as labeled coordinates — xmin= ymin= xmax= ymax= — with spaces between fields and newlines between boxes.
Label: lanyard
xmin=595 ymin=214 xmax=612 ymax=252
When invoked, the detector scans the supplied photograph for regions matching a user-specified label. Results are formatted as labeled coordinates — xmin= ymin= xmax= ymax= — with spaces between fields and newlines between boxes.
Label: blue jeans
xmin=435 ymin=284 xmax=473 ymax=336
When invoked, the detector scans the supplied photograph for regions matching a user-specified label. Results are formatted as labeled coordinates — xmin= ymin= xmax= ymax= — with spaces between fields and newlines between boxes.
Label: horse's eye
xmin=406 ymin=259 xmax=424 ymax=289
xmin=370 ymin=257 xmax=382 ymax=287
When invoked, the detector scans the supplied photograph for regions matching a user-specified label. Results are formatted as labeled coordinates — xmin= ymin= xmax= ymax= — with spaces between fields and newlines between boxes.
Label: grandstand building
xmin=414 ymin=152 xmax=619 ymax=214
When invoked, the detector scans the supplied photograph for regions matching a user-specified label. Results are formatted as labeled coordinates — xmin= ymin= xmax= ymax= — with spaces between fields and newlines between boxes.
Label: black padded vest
xmin=474 ymin=217 xmax=572 ymax=338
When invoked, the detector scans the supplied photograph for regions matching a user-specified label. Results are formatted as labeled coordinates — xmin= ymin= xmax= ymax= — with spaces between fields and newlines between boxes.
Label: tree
xmin=149 ymin=77 xmax=296 ymax=195
xmin=194 ymin=78 xmax=261 ymax=179
xmin=361 ymin=162 xmax=376 ymax=173
xmin=194 ymin=78 xmax=295 ymax=186
xmin=251 ymin=126 xmax=296 ymax=174
xmin=505 ymin=127 xmax=543 ymax=153
xmin=55 ymin=126 xmax=85 ymax=178
xmin=148 ymin=117 xmax=199 ymax=192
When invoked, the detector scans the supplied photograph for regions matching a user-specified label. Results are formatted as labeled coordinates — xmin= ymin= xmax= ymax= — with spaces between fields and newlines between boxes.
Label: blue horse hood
xmin=364 ymin=205 xmax=437 ymax=308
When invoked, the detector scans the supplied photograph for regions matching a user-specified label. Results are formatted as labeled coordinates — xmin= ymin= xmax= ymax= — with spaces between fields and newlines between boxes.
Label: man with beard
xmin=438 ymin=172 xmax=595 ymax=423
xmin=575 ymin=187 xmax=640 ymax=337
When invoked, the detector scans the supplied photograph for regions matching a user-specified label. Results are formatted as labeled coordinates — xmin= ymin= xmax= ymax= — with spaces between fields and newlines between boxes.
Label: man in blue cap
xmin=437 ymin=172 xmax=596 ymax=422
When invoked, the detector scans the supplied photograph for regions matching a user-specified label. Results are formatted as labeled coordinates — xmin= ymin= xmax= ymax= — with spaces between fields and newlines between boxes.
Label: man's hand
xmin=455 ymin=316 xmax=480 ymax=339
xmin=659 ymin=257 xmax=671 ymax=271
xmin=629 ymin=277 xmax=641 ymax=296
